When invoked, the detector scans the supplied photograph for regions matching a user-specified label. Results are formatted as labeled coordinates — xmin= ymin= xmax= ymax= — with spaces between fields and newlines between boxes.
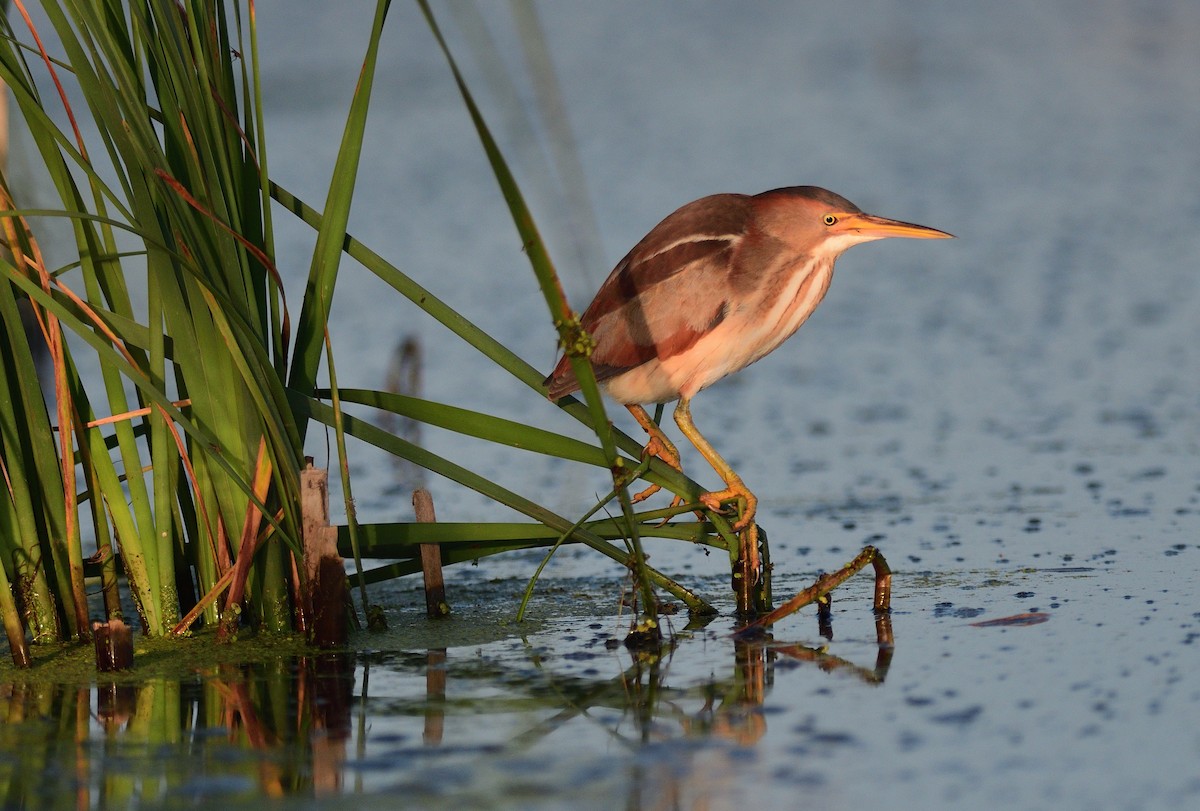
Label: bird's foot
xmin=698 ymin=483 xmax=758 ymax=533
xmin=700 ymin=484 xmax=761 ymax=584
xmin=630 ymin=434 xmax=684 ymax=504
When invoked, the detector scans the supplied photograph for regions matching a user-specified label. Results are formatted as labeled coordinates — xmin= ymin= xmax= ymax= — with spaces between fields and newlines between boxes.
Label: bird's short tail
xmin=544 ymin=357 xmax=578 ymax=400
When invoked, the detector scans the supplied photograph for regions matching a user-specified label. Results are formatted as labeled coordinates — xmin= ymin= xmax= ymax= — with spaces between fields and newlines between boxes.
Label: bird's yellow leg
xmin=625 ymin=404 xmax=684 ymax=504
xmin=673 ymin=398 xmax=760 ymax=576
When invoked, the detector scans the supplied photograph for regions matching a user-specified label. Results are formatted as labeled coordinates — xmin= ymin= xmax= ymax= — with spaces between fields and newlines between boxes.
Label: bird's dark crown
xmin=754 ymin=186 xmax=862 ymax=213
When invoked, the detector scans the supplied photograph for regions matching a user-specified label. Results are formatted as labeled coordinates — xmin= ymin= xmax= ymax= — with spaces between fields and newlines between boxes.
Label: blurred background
xmin=238 ymin=1 xmax=1198 ymax=564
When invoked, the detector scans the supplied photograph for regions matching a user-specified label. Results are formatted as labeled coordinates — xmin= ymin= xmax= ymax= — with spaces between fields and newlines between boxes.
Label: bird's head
xmin=753 ymin=186 xmax=954 ymax=257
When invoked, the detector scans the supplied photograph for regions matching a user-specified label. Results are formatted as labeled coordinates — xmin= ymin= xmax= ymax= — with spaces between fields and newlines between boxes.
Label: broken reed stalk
xmin=413 ymin=489 xmax=450 ymax=618
xmin=301 ymin=463 xmax=348 ymax=649
xmin=92 ymin=618 xmax=134 ymax=672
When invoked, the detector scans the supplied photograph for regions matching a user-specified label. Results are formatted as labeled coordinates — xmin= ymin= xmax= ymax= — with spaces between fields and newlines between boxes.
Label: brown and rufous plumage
xmin=546 ymin=186 xmax=952 ymax=581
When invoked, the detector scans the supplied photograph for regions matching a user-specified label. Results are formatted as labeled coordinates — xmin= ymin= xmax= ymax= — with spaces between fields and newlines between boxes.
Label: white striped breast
xmin=602 ymin=257 xmax=836 ymax=404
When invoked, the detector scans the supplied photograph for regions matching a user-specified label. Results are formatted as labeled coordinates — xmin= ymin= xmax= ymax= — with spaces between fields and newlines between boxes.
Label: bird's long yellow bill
xmin=834 ymin=212 xmax=955 ymax=240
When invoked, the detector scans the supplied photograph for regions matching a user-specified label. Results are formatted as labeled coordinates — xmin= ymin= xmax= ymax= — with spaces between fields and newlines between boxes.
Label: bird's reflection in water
xmin=648 ymin=610 xmax=893 ymax=748
xmin=615 ymin=610 xmax=894 ymax=809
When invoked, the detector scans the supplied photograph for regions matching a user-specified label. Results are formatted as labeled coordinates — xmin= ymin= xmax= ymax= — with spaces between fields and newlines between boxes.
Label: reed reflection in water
xmin=0 ymin=615 xmax=891 ymax=808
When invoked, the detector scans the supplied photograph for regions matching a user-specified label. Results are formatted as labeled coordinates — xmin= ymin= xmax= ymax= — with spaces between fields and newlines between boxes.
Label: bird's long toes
xmin=630 ymin=483 xmax=662 ymax=504
xmin=730 ymin=514 xmax=754 ymax=533
xmin=700 ymin=488 xmax=758 ymax=532
xmin=642 ymin=436 xmax=682 ymax=472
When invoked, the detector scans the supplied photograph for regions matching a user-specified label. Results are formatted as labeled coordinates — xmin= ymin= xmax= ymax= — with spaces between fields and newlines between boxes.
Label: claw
xmin=630 ymin=432 xmax=683 ymax=503
xmin=698 ymin=481 xmax=758 ymax=533
xmin=699 ymin=481 xmax=760 ymax=581
xmin=630 ymin=483 xmax=661 ymax=504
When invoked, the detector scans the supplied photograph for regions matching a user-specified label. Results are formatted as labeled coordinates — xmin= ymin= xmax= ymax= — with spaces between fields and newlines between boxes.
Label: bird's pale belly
xmin=603 ymin=260 xmax=834 ymax=405
xmin=601 ymin=320 xmax=759 ymax=404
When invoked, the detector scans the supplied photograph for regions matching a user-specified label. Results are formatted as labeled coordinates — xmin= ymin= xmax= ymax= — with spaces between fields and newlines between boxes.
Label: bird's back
xmin=545 ymin=194 xmax=757 ymax=400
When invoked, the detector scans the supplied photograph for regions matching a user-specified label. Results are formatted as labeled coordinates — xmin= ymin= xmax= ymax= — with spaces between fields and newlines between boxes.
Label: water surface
xmin=6 ymin=1 xmax=1200 ymax=808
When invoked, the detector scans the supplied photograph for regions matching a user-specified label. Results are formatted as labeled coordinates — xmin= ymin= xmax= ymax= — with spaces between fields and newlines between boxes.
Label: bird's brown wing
xmin=546 ymin=194 xmax=753 ymax=398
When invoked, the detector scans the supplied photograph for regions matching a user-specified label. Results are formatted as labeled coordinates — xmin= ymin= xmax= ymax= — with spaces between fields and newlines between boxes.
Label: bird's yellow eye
xmin=823 ymin=214 xmax=838 ymax=226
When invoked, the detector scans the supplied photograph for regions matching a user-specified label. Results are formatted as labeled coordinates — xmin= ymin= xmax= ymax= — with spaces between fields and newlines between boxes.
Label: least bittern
xmin=546 ymin=186 xmax=952 ymax=593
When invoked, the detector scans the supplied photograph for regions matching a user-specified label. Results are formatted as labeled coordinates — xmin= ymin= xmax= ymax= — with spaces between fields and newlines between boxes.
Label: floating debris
xmin=969 ymin=612 xmax=1050 ymax=628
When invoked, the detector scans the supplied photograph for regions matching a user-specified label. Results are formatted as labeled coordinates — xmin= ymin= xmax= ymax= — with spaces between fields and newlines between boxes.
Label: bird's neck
xmin=747 ymin=255 xmax=836 ymax=364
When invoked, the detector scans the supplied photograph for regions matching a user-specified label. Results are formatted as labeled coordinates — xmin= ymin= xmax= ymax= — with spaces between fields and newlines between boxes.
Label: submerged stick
xmin=734 ymin=546 xmax=892 ymax=637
